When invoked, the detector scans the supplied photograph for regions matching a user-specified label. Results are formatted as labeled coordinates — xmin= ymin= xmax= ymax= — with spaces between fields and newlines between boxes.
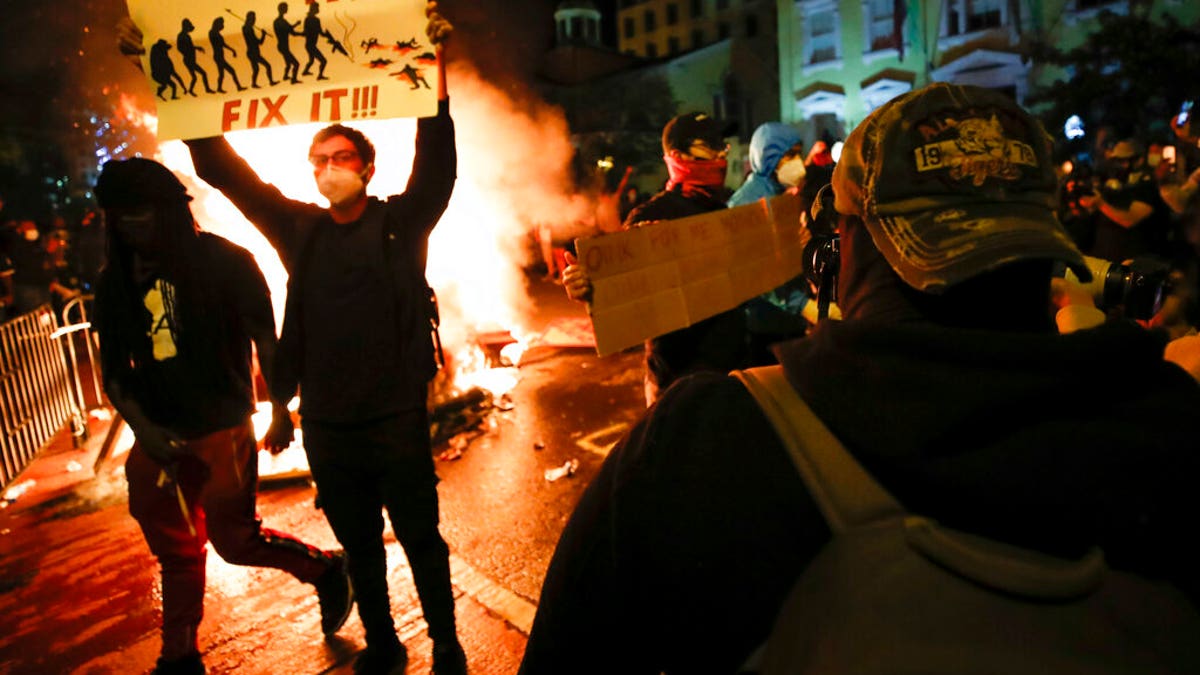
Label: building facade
xmin=777 ymin=0 xmax=1199 ymax=146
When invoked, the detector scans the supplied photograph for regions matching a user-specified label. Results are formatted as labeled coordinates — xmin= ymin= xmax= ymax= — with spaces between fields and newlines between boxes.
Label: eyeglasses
xmin=308 ymin=150 xmax=360 ymax=168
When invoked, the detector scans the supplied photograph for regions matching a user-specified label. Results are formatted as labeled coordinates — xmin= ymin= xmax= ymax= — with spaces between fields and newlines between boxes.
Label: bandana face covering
xmin=664 ymin=153 xmax=728 ymax=198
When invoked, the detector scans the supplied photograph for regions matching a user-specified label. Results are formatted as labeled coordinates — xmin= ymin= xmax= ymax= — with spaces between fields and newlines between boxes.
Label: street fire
xmin=107 ymin=65 xmax=601 ymax=463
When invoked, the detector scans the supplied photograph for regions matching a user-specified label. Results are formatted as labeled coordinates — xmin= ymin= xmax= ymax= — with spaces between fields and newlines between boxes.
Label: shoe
xmin=432 ymin=640 xmax=467 ymax=675
xmin=353 ymin=641 xmax=408 ymax=675
xmin=315 ymin=551 xmax=354 ymax=636
xmin=151 ymin=652 xmax=206 ymax=675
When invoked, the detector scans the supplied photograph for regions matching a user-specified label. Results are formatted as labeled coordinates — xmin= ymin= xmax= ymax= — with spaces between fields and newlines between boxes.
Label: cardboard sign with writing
xmin=577 ymin=193 xmax=807 ymax=355
xmin=127 ymin=0 xmax=436 ymax=140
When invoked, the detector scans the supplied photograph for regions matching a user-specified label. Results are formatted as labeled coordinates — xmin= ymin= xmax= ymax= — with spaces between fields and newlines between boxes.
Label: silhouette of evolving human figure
xmin=242 ymin=11 xmax=278 ymax=88
xmin=177 ymin=18 xmax=214 ymax=95
xmin=301 ymin=3 xmax=329 ymax=80
xmin=274 ymin=2 xmax=301 ymax=84
xmin=209 ymin=17 xmax=247 ymax=93
xmin=149 ymin=39 xmax=186 ymax=100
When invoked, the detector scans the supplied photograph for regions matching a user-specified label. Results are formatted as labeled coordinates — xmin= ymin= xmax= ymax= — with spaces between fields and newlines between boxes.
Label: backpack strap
xmin=733 ymin=365 xmax=1109 ymax=600
xmin=732 ymin=365 xmax=903 ymax=533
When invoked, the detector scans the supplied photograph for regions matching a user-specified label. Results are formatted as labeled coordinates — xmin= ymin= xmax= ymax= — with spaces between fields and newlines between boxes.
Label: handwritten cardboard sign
xmin=576 ymin=193 xmax=807 ymax=355
xmin=127 ymin=0 xmax=437 ymax=140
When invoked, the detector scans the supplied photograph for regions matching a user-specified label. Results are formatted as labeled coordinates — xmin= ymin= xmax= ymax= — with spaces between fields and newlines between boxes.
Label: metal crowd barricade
xmin=0 ymin=302 xmax=95 ymax=490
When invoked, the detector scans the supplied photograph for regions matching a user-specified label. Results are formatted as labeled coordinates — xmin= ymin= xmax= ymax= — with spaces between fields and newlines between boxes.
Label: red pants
xmin=126 ymin=419 xmax=330 ymax=660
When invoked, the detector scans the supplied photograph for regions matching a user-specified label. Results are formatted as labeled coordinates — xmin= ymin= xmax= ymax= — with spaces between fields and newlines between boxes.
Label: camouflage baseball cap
xmin=832 ymin=82 xmax=1090 ymax=293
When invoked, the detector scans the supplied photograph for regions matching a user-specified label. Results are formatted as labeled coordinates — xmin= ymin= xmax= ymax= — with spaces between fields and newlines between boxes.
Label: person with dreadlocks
xmin=562 ymin=111 xmax=749 ymax=405
xmin=92 ymin=158 xmax=354 ymax=675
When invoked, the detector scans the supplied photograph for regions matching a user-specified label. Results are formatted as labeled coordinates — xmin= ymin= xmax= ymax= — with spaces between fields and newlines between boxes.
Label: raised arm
xmin=184 ymin=136 xmax=317 ymax=270
xmin=393 ymin=2 xmax=456 ymax=236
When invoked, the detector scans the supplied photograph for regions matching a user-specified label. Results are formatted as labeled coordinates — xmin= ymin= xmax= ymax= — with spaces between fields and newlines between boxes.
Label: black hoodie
xmin=520 ymin=318 xmax=1200 ymax=675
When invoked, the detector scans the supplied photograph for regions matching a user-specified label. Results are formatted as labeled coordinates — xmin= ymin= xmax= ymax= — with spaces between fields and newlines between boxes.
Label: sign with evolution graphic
xmin=127 ymin=0 xmax=437 ymax=140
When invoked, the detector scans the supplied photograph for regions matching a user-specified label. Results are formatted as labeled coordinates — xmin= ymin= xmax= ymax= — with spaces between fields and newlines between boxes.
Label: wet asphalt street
xmin=0 ymin=275 xmax=647 ymax=675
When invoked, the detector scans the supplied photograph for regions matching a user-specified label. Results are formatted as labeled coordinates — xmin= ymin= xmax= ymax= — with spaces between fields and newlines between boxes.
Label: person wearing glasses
xmin=120 ymin=4 xmax=466 ymax=674
xmin=562 ymin=111 xmax=748 ymax=405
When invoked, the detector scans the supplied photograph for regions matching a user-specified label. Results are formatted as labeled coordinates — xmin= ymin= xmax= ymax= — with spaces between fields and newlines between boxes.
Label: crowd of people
xmin=523 ymin=82 xmax=1200 ymax=674
xmin=18 ymin=1 xmax=1197 ymax=672
xmin=0 ymin=204 xmax=104 ymax=323
xmin=1057 ymin=118 xmax=1200 ymax=336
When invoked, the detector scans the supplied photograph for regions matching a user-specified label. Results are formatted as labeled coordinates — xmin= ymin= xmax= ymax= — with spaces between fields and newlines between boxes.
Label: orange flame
xmin=116 ymin=72 xmax=599 ymax=399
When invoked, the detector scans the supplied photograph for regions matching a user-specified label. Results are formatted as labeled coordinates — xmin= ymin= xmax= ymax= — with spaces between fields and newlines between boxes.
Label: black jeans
xmin=303 ymin=409 xmax=457 ymax=648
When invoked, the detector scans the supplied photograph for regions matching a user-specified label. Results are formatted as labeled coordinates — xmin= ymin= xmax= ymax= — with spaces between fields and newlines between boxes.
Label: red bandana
xmin=664 ymin=153 xmax=728 ymax=198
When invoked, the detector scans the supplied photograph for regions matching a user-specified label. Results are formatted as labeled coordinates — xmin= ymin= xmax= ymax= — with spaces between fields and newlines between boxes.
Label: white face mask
xmin=776 ymin=157 xmax=807 ymax=187
xmin=317 ymin=164 xmax=369 ymax=208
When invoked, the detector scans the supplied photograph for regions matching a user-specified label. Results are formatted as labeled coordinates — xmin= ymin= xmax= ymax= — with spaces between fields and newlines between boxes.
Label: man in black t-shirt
xmin=93 ymin=158 xmax=353 ymax=675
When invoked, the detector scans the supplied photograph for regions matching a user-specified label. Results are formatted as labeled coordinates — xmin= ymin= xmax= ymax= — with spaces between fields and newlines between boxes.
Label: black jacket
xmin=185 ymin=99 xmax=456 ymax=408
xmin=520 ymin=319 xmax=1200 ymax=674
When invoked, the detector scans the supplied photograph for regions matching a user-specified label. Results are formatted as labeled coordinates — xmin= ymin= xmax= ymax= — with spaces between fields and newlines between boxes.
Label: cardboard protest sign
xmin=127 ymin=0 xmax=437 ymax=140
xmin=576 ymin=193 xmax=807 ymax=356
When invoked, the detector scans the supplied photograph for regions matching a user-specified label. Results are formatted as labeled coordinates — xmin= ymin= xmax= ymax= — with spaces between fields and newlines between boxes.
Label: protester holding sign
xmin=119 ymin=3 xmax=464 ymax=674
xmin=563 ymin=111 xmax=750 ymax=405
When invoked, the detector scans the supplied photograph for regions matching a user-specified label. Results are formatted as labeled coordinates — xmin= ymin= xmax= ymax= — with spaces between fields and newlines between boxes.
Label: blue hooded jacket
xmin=728 ymin=122 xmax=803 ymax=207
xmin=726 ymin=123 xmax=811 ymax=336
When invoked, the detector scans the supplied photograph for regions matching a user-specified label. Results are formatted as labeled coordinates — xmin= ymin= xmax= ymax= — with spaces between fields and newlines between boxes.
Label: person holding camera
xmin=1080 ymin=139 xmax=1171 ymax=261
xmin=519 ymin=83 xmax=1200 ymax=675
xmin=1158 ymin=109 xmax=1200 ymax=215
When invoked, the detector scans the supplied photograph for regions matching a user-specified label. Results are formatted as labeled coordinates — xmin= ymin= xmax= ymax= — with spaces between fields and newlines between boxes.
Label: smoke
xmin=10 ymin=1 xmax=597 ymax=368
xmin=429 ymin=58 xmax=596 ymax=347
xmin=137 ymin=5 xmax=596 ymax=366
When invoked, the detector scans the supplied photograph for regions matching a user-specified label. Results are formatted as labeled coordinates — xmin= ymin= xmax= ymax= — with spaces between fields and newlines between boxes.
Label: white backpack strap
xmin=732 ymin=365 xmax=903 ymax=533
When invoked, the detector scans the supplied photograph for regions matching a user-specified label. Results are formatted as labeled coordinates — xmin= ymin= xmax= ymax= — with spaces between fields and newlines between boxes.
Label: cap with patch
xmin=95 ymin=157 xmax=192 ymax=209
xmin=662 ymin=112 xmax=728 ymax=154
xmin=832 ymin=82 xmax=1090 ymax=293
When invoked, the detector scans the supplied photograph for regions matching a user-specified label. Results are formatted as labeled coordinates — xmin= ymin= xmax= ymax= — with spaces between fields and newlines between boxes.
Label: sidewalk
xmin=0 ymin=412 xmax=529 ymax=675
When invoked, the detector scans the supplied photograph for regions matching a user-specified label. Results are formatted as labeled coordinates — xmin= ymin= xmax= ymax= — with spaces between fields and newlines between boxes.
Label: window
xmin=644 ymin=8 xmax=657 ymax=31
xmin=808 ymin=8 xmax=839 ymax=64
xmin=745 ymin=13 xmax=759 ymax=38
xmin=718 ymin=21 xmax=731 ymax=39
xmin=943 ymin=0 xmax=1006 ymax=37
xmin=966 ymin=0 xmax=1003 ymax=31
xmin=691 ymin=0 xmax=705 ymax=18
xmin=865 ymin=0 xmax=897 ymax=51
xmin=667 ymin=3 xmax=679 ymax=25
xmin=691 ymin=28 xmax=705 ymax=48
xmin=716 ymin=0 xmax=729 ymax=10
xmin=646 ymin=42 xmax=659 ymax=58
xmin=624 ymin=16 xmax=635 ymax=39
xmin=668 ymin=36 xmax=680 ymax=54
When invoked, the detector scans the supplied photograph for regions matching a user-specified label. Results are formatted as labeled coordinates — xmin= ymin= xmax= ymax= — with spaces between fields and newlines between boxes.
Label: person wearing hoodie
xmin=518 ymin=83 xmax=1200 ymax=674
xmin=728 ymin=122 xmax=806 ymax=207
xmin=728 ymin=122 xmax=818 ymax=362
